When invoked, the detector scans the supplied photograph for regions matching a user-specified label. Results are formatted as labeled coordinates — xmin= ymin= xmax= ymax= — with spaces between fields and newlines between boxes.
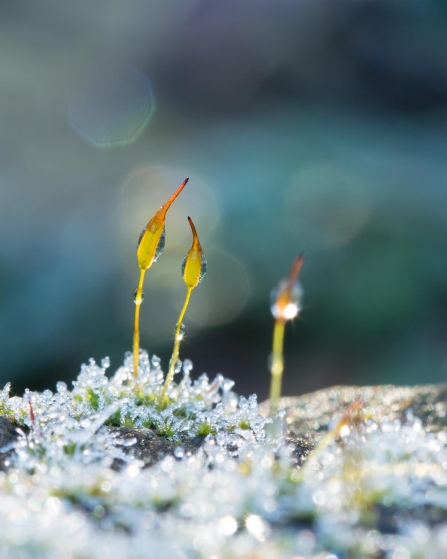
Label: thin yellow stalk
xmin=269 ymin=318 xmax=286 ymax=416
xmin=133 ymin=269 xmax=146 ymax=378
xmin=158 ymin=286 xmax=193 ymax=410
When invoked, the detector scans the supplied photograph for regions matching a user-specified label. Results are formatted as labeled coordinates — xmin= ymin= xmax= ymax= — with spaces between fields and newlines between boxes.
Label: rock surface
xmin=261 ymin=383 xmax=447 ymax=441
xmin=3 ymin=384 xmax=447 ymax=467
xmin=108 ymin=427 xmax=206 ymax=467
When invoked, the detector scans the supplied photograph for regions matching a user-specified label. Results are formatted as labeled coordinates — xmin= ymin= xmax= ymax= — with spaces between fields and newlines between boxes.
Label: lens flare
xmin=67 ymin=65 xmax=155 ymax=148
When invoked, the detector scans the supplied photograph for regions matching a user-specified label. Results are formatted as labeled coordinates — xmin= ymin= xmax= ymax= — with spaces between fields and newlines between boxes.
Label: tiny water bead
xmin=176 ymin=323 xmax=186 ymax=341
xmin=173 ymin=446 xmax=185 ymax=459
xmin=270 ymin=279 xmax=303 ymax=321
xmin=154 ymin=228 xmax=166 ymax=262
xmin=133 ymin=289 xmax=145 ymax=304
xmin=101 ymin=357 xmax=111 ymax=369
xmin=200 ymin=254 xmax=208 ymax=281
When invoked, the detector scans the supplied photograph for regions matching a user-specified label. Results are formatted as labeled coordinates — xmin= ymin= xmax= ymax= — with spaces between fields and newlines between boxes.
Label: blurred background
xmin=1 ymin=0 xmax=447 ymax=400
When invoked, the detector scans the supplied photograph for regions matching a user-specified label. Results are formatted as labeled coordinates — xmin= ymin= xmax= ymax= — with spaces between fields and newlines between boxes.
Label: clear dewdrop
xmin=270 ymin=279 xmax=303 ymax=321
xmin=177 ymin=323 xmax=186 ymax=341
xmin=133 ymin=288 xmax=145 ymax=304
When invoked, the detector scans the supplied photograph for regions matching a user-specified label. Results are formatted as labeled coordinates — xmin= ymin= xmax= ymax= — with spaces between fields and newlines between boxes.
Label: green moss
xmin=156 ymin=422 xmax=175 ymax=438
xmin=105 ymin=410 xmax=121 ymax=427
xmin=122 ymin=414 xmax=135 ymax=428
xmin=0 ymin=400 xmax=23 ymax=424
xmin=86 ymin=388 xmax=99 ymax=411
xmin=135 ymin=393 xmax=157 ymax=407
xmin=172 ymin=407 xmax=188 ymax=418
xmin=196 ymin=423 xmax=217 ymax=436
xmin=63 ymin=443 xmax=77 ymax=456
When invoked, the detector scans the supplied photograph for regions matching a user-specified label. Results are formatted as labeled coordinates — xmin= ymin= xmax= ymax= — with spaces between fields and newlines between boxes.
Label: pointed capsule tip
xmin=187 ymin=216 xmax=200 ymax=246
xmin=289 ymin=254 xmax=304 ymax=283
xmin=156 ymin=178 xmax=189 ymax=220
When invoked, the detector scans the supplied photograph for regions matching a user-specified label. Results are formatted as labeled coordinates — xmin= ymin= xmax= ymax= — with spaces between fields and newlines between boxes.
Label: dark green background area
xmin=1 ymin=0 xmax=447 ymax=400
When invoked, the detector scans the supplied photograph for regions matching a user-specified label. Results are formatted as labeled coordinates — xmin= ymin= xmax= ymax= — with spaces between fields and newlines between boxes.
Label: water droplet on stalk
xmin=133 ymin=289 xmax=145 ymax=304
xmin=270 ymin=280 xmax=303 ymax=320
xmin=176 ymin=323 xmax=186 ymax=341
xmin=174 ymin=360 xmax=182 ymax=375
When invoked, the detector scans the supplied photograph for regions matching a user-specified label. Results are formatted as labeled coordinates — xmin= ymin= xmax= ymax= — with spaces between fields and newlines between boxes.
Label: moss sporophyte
xmin=132 ymin=177 xmax=303 ymax=412
xmin=269 ymin=255 xmax=304 ymax=416
xmin=158 ymin=216 xmax=207 ymax=410
xmin=133 ymin=177 xmax=188 ymax=380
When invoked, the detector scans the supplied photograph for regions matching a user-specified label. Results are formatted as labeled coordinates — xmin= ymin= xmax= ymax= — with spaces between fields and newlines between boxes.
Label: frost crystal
xmin=0 ymin=355 xmax=447 ymax=558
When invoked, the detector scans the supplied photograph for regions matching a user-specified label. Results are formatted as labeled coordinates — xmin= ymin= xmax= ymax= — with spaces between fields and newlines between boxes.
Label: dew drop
xmin=133 ymin=289 xmax=145 ymax=304
xmin=182 ymin=359 xmax=193 ymax=377
xmin=56 ymin=382 xmax=67 ymax=393
xmin=151 ymin=355 xmax=161 ymax=369
xmin=101 ymin=357 xmax=111 ymax=369
xmin=174 ymin=446 xmax=185 ymax=459
xmin=153 ymin=228 xmax=166 ymax=262
xmin=174 ymin=359 xmax=182 ymax=375
xmin=222 ymin=378 xmax=235 ymax=393
xmin=270 ymin=280 xmax=303 ymax=320
xmin=137 ymin=228 xmax=145 ymax=248
xmin=199 ymin=254 xmax=207 ymax=283
xmin=176 ymin=323 xmax=186 ymax=341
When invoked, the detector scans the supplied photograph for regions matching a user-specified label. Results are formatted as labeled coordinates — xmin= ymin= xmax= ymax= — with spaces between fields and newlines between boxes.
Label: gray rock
xmin=257 ymin=384 xmax=447 ymax=467
xmin=108 ymin=427 xmax=206 ymax=468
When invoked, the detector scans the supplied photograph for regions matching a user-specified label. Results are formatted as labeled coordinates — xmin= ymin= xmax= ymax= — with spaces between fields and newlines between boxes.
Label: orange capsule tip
xmin=157 ymin=177 xmax=189 ymax=220
xmin=187 ymin=216 xmax=200 ymax=247
xmin=288 ymin=254 xmax=304 ymax=283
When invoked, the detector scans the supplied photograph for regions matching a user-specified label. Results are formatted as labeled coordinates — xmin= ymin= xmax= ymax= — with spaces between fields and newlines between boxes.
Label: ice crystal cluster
xmin=1 ymin=355 xmax=447 ymax=557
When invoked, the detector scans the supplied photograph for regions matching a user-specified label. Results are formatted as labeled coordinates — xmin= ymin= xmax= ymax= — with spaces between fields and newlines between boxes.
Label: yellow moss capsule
xmin=137 ymin=177 xmax=189 ymax=270
xmin=181 ymin=216 xmax=207 ymax=288
xmin=270 ymin=255 xmax=304 ymax=322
